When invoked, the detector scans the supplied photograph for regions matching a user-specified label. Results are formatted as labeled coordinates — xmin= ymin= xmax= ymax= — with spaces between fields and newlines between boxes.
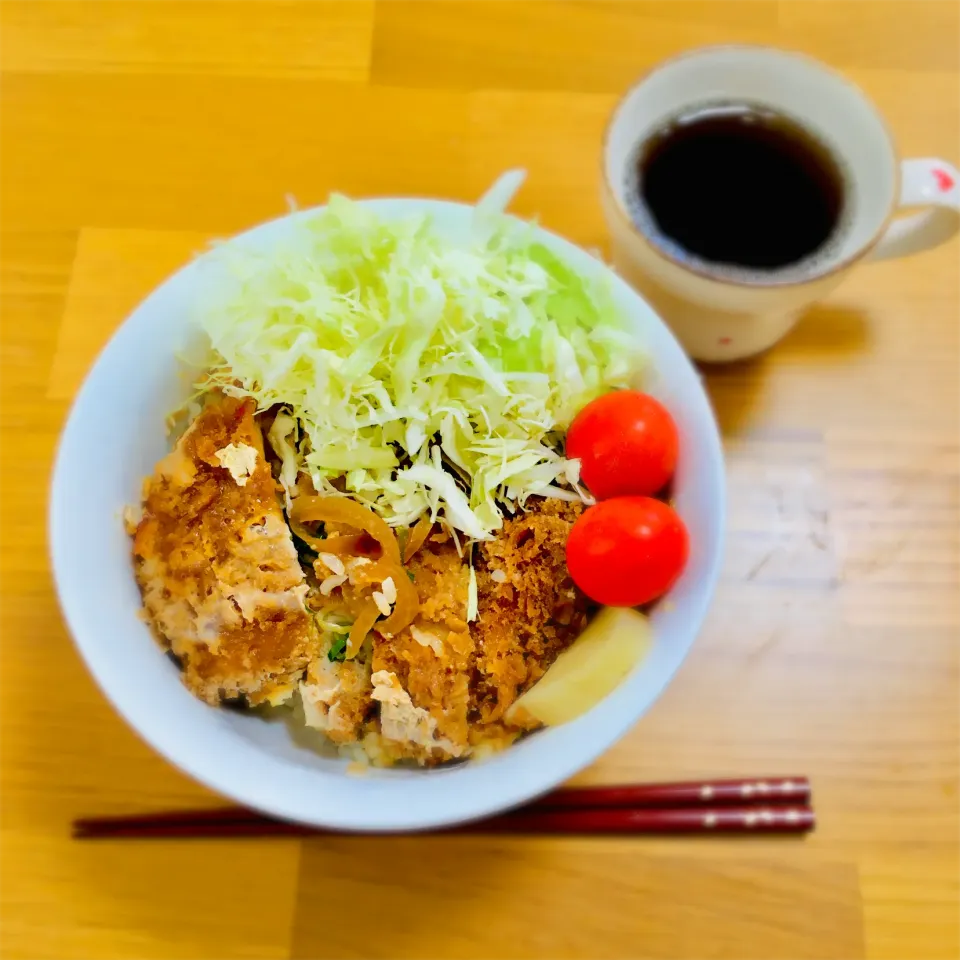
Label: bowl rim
xmin=49 ymin=198 xmax=726 ymax=831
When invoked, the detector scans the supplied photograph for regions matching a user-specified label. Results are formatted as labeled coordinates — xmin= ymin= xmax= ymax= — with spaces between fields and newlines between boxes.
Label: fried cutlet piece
xmin=299 ymin=559 xmax=377 ymax=744
xmin=370 ymin=539 xmax=473 ymax=763
xmin=409 ymin=531 xmax=471 ymax=631
xmin=300 ymin=641 xmax=373 ymax=744
xmin=370 ymin=667 xmax=464 ymax=762
xmin=304 ymin=539 xmax=473 ymax=760
xmin=132 ymin=395 xmax=318 ymax=706
xmin=472 ymin=498 xmax=591 ymax=723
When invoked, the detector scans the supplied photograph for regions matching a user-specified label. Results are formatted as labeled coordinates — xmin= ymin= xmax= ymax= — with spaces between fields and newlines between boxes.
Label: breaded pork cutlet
xmin=303 ymin=505 xmax=588 ymax=765
xmin=304 ymin=533 xmax=474 ymax=763
xmin=472 ymin=499 xmax=592 ymax=723
xmin=132 ymin=395 xmax=318 ymax=706
xmin=370 ymin=536 xmax=474 ymax=763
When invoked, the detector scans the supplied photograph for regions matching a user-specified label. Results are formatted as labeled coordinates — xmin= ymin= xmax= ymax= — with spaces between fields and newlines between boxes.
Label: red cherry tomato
xmin=565 ymin=496 xmax=689 ymax=607
xmin=566 ymin=391 xmax=679 ymax=500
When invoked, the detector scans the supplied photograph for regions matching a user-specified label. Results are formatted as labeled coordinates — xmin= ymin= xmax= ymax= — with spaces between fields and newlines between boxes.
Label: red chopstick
xmin=530 ymin=776 xmax=810 ymax=810
xmin=73 ymin=777 xmax=813 ymax=839
xmin=73 ymin=804 xmax=814 ymax=839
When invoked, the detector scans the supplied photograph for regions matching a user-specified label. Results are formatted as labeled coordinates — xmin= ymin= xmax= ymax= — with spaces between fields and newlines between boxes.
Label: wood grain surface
xmin=1 ymin=2 xmax=958 ymax=958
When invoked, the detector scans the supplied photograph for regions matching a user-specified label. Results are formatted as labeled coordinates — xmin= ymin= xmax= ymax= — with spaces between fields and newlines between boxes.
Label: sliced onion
xmin=336 ymin=559 xmax=420 ymax=656
xmin=402 ymin=516 xmax=433 ymax=563
xmin=376 ymin=564 xmax=419 ymax=636
xmin=351 ymin=559 xmax=419 ymax=637
xmin=289 ymin=518 xmax=327 ymax=553
xmin=317 ymin=533 xmax=379 ymax=557
xmin=346 ymin=601 xmax=380 ymax=660
xmin=291 ymin=495 xmax=401 ymax=565
xmin=290 ymin=520 xmax=379 ymax=559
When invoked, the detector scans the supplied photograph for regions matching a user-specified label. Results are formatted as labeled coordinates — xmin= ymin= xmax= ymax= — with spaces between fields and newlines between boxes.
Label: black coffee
xmin=631 ymin=103 xmax=847 ymax=271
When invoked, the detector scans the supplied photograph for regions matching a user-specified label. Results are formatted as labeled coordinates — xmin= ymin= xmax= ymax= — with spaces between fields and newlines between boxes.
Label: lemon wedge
xmin=508 ymin=607 xmax=652 ymax=726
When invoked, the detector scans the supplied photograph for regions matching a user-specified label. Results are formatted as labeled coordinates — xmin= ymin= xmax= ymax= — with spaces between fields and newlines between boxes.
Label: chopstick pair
xmin=73 ymin=776 xmax=814 ymax=839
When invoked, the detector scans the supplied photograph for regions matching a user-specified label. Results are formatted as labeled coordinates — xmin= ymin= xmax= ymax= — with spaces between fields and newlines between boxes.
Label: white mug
xmin=601 ymin=46 xmax=960 ymax=363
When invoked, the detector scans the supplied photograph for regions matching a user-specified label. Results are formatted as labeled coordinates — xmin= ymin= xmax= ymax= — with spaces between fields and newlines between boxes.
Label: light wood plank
xmin=860 ymin=855 xmax=960 ymax=960
xmin=0 ymin=832 xmax=301 ymax=960
xmin=48 ymin=228 xmax=211 ymax=401
xmin=0 ymin=74 xmax=472 ymax=233
xmin=0 ymin=0 xmax=375 ymax=80
xmin=779 ymin=0 xmax=959 ymax=72
xmin=372 ymin=1 xmax=781 ymax=92
xmin=292 ymin=838 xmax=864 ymax=959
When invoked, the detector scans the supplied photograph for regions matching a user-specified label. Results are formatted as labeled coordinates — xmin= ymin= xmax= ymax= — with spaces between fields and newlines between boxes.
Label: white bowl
xmin=50 ymin=199 xmax=725 ymax=832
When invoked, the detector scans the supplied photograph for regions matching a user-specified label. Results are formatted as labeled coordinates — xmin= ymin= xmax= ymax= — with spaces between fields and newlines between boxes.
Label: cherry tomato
xmin=565 ymin=496 xmax=688 ymax=607
xmin=566 ymin=391 xmax=679 ymax=500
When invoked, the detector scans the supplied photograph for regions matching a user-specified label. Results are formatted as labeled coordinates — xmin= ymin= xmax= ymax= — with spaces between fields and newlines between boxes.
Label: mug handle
xmin=869 ymin=158 xmax=960 ymax=261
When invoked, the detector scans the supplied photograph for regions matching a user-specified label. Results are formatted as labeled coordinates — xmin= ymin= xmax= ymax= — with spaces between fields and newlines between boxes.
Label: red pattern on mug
xmin=933 ymin=168 xmax=956 ymax=192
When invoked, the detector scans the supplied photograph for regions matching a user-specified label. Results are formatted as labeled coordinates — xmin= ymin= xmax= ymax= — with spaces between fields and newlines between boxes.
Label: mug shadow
xmin=778 ymin=303 xmax=872 ymax=357
xmin=695 ymin=303 xmax=872 ymax=440
xmin=698 ymin=355 xmax=772 ymax=440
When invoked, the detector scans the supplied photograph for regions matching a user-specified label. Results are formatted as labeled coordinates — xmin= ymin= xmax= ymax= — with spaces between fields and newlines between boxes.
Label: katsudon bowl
xmin=49 ymin=194 xmax=725 ymax=832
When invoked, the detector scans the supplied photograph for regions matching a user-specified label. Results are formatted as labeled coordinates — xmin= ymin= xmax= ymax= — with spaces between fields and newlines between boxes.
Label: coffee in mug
xmin=630 ymin=102 xmax=847 ymax=275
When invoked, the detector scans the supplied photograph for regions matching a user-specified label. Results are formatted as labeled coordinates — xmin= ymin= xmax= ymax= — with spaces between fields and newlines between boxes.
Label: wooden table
xmin=1 ymin=2 xmax=957 ymax=958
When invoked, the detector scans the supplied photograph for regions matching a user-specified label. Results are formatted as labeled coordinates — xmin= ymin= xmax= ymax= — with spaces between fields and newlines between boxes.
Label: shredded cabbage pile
xmin=195 ymin=190 xmax=643 ymax=540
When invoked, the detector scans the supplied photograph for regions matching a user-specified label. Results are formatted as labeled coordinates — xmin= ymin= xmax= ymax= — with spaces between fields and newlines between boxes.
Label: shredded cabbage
xmin=195 ymin=185 xmax=643 ymax=539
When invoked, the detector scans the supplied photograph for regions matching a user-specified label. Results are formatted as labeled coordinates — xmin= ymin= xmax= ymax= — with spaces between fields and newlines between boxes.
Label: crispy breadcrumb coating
xmin=371 ymin=538 xmax=474 ymax=762
xmin=472 ymin=499 xmax=592 ymax=723
xmin=133 ymin=396 xmax=318 ymax=706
